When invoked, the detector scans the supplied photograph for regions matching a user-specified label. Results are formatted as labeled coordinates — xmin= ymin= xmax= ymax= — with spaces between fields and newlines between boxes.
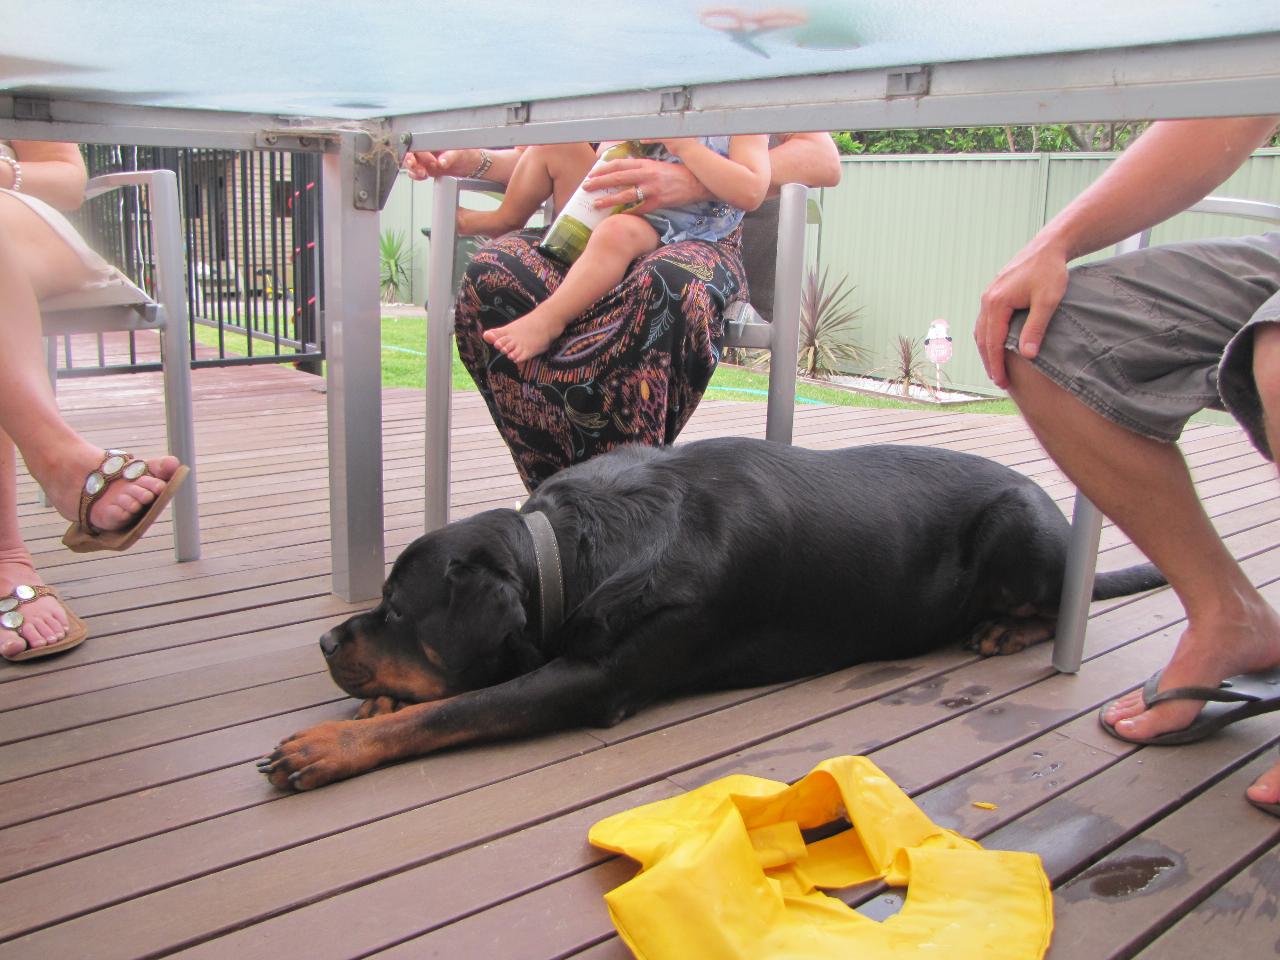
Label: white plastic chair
xmin=422 ymin=178 xmax=808 ymax=531
xmin=40 ymin=169 xmax=200 ymax=561
xmin=1052 ymin=195 xmax=1280 ymax=672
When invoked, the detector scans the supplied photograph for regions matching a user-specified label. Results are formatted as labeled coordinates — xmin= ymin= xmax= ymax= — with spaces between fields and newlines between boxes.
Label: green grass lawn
xmin=192 ymin=318 xmax=252 ymax=357
xmin=196 ymin=313 xmax=1018 ymax=415
xmin=380 ymin=314 xmax=475 ymax=391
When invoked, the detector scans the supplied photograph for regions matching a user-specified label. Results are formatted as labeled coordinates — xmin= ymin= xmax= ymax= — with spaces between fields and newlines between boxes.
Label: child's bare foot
xmin=482 ymin=310 xmax=565 ymax=363
xmin=0 ymin=557 xmax=70 ymax=659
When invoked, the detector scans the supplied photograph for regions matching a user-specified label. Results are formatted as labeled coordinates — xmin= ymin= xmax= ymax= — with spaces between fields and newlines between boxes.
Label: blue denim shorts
xmin=1006 ymin=233 xmax=1280 ymax=459
xmin=642 ymin=200 xmax=743 ymax=245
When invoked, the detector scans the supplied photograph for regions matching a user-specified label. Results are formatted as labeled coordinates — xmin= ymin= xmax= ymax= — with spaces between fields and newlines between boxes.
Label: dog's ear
xmin=431 ymin=557 xmax=527 ymax=675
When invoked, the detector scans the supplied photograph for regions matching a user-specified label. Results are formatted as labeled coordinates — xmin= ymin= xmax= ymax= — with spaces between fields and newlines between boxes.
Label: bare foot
xmin=482 ymin=310 xmax=564 ymax=363
xmin=0 ymin=557 xmax=69 ymax=659
xmin=39 ymin=448 xmax=182 ymax=536
xmin=1246 ymin=759 xmax=1280 ymax=807
xmin=1102 ymin=597 xmax=1280 ymax=741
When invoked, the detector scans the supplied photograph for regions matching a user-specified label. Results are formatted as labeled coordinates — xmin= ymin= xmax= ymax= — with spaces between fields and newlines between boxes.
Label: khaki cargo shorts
xmin=1006 ymin=233 xmax=1280 ymax=459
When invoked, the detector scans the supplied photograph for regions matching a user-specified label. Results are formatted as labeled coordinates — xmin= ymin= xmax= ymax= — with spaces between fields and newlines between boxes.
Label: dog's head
xmin=319 ymin=514 xmax=538 ymax=703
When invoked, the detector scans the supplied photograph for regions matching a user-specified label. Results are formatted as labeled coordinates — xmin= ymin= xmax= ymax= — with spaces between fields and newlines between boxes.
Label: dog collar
xmin=521 ymin=510 xmax=564 ymax=639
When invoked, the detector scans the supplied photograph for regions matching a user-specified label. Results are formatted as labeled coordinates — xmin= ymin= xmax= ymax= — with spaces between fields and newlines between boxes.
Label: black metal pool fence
xmin=56 ymin=144 xmax=326 ymax=377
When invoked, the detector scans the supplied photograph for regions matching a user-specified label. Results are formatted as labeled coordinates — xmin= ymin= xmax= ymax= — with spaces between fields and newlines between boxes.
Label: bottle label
xmin=539 ymin=141 xmax=639 ymax=264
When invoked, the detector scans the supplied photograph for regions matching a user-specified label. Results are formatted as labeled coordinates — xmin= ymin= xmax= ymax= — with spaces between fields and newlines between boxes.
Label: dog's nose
xmin=319 ymin=630 xmax=341 ymax=658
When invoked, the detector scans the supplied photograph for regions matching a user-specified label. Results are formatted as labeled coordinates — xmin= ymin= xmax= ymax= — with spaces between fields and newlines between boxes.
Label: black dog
xmin=260 ymin=438 xmax=1163 ymax=790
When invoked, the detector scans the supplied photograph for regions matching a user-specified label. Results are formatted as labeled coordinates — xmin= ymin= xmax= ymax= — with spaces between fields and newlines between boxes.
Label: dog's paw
xmin=355 ymin=696 xmax=405 ymax=719
xmin=256 ymin=720 xmax=373 ymax=791
xmin=964 ymin=616 xmax=1054 ymax=657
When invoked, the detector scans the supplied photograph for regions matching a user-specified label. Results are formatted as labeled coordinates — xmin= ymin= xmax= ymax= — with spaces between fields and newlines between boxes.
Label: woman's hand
xmin=402 ymin=149 xmax=485 ymax=181
xmin=582 ymin=157 xmax=708 ymax=215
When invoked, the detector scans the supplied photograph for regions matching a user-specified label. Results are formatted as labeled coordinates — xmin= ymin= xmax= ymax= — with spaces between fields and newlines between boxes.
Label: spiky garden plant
xmin=795 ymin=266 xmax=866 ymax=379
xmin=878 ymin=335 xmax=939 ymax=399
xmin=379 ymin=229 xmax=413 ymax=304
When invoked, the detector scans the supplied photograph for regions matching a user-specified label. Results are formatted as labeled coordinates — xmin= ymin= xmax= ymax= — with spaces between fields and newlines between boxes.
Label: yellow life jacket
xmin=589 ymin=755 xmax=1052 ymax=959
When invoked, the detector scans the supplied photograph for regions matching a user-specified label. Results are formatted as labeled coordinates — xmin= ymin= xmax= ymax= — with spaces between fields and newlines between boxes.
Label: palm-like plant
xmin=796 ymin=266 xmax=865 ymax=379
xmin=379 ymin=229 xmax=413 ymax=304
xmin=878 ymin=335 xmax=938 ymax=399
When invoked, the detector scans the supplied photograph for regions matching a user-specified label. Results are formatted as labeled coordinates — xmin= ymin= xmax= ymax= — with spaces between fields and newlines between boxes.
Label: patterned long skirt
xmin=454 ymin=227 xmax=747 ymax=490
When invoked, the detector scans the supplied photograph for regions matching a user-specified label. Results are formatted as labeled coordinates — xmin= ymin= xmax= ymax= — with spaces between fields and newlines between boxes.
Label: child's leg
xmin=458 ymin=143 xmax=596 ymax=236
xmin=484 ymin=214 xmax=659 ymax=362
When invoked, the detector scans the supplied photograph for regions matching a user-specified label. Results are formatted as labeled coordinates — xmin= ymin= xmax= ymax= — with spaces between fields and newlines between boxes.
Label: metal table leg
xmin=323 ymin=138 xmax=385 ymax=602
xmin=1053 ymin=493 xmax=1104 ymax=673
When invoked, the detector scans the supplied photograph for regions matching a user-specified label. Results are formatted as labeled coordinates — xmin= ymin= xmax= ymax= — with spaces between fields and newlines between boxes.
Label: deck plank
xmin=1134 ymin=844 xmax=1280 ymax=958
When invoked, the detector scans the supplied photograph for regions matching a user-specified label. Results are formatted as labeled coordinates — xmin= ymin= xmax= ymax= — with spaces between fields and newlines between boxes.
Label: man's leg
xmin=1001 ymin=234 xmax=1280 ymax=808
xmin=1242 ymin=321 xmax=1280 ymax=806
xmin=1006 ymin=353 xmax=1280 ymax=803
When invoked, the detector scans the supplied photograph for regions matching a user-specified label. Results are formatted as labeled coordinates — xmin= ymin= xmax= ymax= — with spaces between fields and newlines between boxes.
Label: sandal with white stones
xmin=61 ymin=450 xmax=189 ymax=553
xmin=0 ymin=584 xmax=88 ymax=662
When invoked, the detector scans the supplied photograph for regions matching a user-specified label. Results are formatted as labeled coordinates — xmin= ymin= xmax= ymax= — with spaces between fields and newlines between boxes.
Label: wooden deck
xmin=2 ymin=356 xmax=1278 ymax=959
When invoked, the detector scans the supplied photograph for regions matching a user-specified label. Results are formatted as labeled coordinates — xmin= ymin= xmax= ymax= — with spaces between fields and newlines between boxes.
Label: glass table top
xmin=3 ymin=0 xmax=1277 ymax=121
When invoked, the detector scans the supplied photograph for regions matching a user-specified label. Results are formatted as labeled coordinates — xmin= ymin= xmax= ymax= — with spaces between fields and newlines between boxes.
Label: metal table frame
xmin=3 ymin=29 xmax=1278 ymax=617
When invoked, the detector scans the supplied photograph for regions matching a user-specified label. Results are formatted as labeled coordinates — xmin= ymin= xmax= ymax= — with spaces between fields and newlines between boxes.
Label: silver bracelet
xmin=471 ymin=150 xmax=493 ymax=179
xmin=0 ymin=154 xmax=21 ymax=192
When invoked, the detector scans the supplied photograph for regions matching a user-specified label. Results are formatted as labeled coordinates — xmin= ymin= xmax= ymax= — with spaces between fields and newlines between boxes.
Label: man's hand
xmin=582 ymin=157 xmax=709 ymax=215
xmin=975 ymin=239 xmax=1070 ymax=389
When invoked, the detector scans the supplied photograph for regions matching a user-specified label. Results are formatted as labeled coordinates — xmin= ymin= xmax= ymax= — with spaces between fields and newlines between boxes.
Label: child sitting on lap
xmin=482 ymin=135 xmax=770 ymax=363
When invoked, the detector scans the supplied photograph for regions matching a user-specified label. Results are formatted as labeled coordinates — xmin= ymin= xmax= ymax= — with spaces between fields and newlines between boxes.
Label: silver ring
xmin=635 ymin=186 xmax=645 ymax=205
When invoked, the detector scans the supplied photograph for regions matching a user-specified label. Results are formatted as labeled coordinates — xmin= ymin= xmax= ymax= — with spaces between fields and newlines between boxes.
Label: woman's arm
xmin=9 ymin=141 xmax=88 ymax=211
xmin=660 ymin=135 xmax=770 ymax=211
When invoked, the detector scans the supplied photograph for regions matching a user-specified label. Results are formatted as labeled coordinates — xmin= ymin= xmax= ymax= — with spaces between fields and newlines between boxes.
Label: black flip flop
xmin=1098 ymin=667 xmax=1280 ymax=746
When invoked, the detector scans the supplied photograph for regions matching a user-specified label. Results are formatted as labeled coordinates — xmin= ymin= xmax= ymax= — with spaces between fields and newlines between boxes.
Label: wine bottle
xmin=539 ymin=141 xmax=644 ymax=264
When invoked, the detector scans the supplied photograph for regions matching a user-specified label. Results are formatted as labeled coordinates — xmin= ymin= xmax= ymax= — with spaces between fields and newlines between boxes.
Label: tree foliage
xmin=831 ymin=123 xmax=1151 ymax=155
xmin=832 ymin=122 xmax=1280 ymax=156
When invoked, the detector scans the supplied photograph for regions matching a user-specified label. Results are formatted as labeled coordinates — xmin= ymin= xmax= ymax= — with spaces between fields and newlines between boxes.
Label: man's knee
xmin=1004 ymin=350 xmax=1078 ymax=424
xmin=1004 ymin=350 xmax=1045 ymax=403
